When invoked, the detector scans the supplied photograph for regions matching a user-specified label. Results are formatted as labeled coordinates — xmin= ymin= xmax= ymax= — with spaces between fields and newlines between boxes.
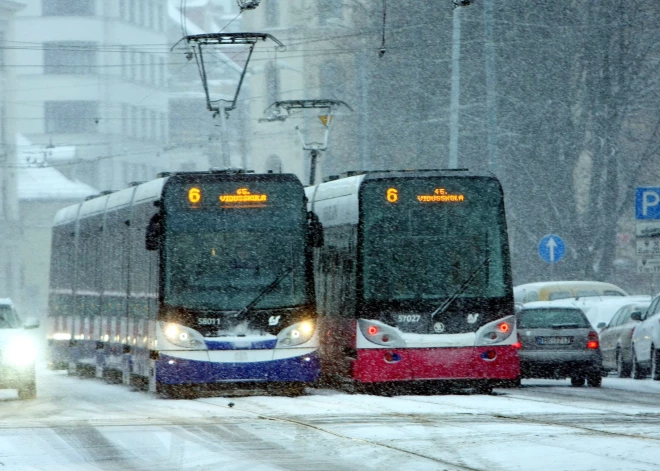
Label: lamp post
xmin=448 ymin=0 xmax=471 ymax=169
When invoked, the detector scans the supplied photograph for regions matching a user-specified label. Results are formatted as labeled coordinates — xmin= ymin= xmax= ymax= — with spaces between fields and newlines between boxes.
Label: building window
xmin=159 ymin=57 xmax=166 ymax=86
xmin=0 ymin=105 xmax=5 ymax=158
xmin=43 ymin=0 xmax=94 ymax=16
xmin=131 ymin=106 xmax=139 ymax=137
xmin=119 ymin=0 xmax=127 ymax=20
xmin=141 ymin=109 xmax=148 ymax=138
xmin=150 ymin=110 xmax=157 ymax=139
xmin=266 ymin=62 xmax=280 ymax=107
xmin=146 ymin=1 xmax=154 ymax=29
xmin=266 ymin=0 xmax=279 ymax=27
xmin=45 ymin=101 xmax=99 ymax=133
xmin=319 ymin=0 xmax=343 ymax=25
xmin=136 ymin=0 xmax=144 ymax=26
xmin=156 ymin=4 xmax=164 ymax=31
xmin=44 ymin=41 xmax=97 ymax=75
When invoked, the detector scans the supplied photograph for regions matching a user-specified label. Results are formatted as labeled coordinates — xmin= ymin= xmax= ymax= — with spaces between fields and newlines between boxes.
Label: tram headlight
xmin=160 ymin=322 xmax=207 ymax=349
xmin=358 ymin=319 xmax=406 ymax=348
xmin=475 ymin=315 xmax=515 ymax=345
xmin=276 ymin=321 xmax=315 ymax=348
xmin=3 ymin=336 xmax=37 ymax=367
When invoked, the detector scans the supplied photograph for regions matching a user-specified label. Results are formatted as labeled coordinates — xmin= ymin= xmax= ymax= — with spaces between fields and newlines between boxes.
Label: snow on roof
xmin=16 ymin=134 xmax=98 ymax=201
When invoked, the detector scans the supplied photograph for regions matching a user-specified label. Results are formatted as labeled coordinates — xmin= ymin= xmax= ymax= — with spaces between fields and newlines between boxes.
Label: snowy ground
xmin=0 ymin=368 xmax=659 ymax=470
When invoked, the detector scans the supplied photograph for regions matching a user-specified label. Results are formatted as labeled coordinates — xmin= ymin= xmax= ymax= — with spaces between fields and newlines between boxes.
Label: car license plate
xmin=538 ymin=336 xmax=571 ymax=345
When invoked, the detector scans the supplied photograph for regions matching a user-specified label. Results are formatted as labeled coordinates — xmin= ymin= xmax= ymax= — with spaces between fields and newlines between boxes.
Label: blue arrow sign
xmin=538 ymin=234 xmax=565 ymax=264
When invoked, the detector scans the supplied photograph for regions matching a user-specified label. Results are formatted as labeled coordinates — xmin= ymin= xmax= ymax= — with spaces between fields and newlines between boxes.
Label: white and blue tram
xmin=47 ymin=170 xmax=320 ymax=395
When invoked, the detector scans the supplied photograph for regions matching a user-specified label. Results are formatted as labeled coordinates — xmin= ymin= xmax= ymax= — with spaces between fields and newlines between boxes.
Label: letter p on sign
xmin=636 ymin=188 xmax=660 ymax=220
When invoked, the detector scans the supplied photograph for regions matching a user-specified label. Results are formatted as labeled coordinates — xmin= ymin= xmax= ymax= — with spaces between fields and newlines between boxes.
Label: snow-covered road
xmin=1 ymin=369 xmax=659 ymax=470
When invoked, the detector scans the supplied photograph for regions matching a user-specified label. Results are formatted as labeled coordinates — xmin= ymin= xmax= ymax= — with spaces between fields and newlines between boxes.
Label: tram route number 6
xmin=387 ymin=188 xmax=399 ymax=203
xmin=188 ymin=187 xmax=202 ymax=204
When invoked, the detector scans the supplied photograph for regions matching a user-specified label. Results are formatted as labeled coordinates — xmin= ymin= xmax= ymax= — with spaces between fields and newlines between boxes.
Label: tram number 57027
xmin=397 ymin=314 xmax=421 ymax=323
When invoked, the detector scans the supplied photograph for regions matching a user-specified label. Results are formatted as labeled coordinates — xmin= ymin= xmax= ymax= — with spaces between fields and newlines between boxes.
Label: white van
xmin=514 ymin=281 xmax=628 ymax=304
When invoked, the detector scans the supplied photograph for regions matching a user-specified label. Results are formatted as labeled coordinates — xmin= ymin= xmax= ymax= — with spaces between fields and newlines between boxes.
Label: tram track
xmin=195 ymin=398 xmax=487 ymax=471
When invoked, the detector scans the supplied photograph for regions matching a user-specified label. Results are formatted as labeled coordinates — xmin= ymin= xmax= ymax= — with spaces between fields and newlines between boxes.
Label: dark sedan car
xmin=517 ymin=302 xmax=603 ymax=387
xmin=598 ymin=301 xmax=650 ymax=377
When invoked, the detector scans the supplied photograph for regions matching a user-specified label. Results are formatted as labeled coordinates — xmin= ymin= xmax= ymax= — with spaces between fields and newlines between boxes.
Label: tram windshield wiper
xmin=430 ymin=256 xmax=491 ymax=320
xmin=233 ymin=266 xmax=294 ymax=319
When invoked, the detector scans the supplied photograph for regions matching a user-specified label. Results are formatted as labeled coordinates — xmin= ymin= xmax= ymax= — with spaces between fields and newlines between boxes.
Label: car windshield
xmin=518 ymin=308 xmax=591 ymax=329
xmin=0 ymin=305 xmax=21 ymax=329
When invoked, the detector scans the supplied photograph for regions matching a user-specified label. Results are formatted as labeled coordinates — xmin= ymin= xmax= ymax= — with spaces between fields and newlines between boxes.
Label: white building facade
xmin=14 ymin=0 xmax=170 ymax=191
xmin=0 ymin=0 xmax=24 ymax=304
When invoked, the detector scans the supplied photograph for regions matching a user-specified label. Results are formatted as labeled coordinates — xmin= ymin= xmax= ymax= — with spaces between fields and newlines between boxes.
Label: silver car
xmin=598 ymin=302 xmax=650 ymax=377
xmin=631 ymin=294 xmax=660 ymax=380
xmin=517 ymin=302 xmax=603 ymax=387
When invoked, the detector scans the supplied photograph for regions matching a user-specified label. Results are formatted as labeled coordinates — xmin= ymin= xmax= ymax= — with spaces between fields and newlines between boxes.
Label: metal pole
xmin=448 ymin=5 xmax=462 ymax=169
xmin=484 ymin=0 xmax=499 ymax=173
xmin=218 ymin=107 xmax=230 ymax=168
xmin=309 ymin=150 xmax=318 ymax=186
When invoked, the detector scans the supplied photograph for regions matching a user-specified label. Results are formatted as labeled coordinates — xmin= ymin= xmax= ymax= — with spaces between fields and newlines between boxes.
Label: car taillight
xmin=587 ymin=331 xmax=599 ymax=349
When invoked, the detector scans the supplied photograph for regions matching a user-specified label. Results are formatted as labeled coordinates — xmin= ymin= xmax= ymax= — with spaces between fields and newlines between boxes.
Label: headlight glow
xmin=160 ymin=322 xmax=207 ymax=349
xmin=52 ymin=332 xmax=72 ymax=341
xmin=276 ymin=321 xmax=315 ymax=348
xmin=3 ymin=336 xmax=37 ymax=366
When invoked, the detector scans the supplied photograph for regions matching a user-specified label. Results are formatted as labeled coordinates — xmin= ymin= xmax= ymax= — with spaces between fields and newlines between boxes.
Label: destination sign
xmin=186 ymin=186 xmax=269 ymax=208
xmin=417 ymin=188 xmax=465 ymax=203
xmin=219 ymin=188 xmax=268 ymax=204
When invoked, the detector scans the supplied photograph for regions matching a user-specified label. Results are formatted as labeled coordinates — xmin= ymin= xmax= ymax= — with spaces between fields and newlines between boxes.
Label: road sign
xmin=636 ymin=221 xmax=660 ymax=238
xmin=638 ymin=258 xmax=660 ymax=274
xmin=538 ymin=234 xmax=565 ymax=264
xmin=635 ymin=187 xmax=660 ymax=220
xmin=636 ymin=239 xmax=660 ymax=256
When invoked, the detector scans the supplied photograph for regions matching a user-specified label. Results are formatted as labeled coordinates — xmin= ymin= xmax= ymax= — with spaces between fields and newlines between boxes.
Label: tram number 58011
xmin=397 ymin=314 xmax=421 ymax=323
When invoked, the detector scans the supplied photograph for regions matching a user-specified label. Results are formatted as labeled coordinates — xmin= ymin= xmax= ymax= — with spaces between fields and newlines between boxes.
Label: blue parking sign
xmin=636 ymin=188 xmax=660 ymax=220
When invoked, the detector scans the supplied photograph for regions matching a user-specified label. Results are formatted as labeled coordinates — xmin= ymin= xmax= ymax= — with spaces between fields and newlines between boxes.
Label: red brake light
xmin=587 ymin=331 xmax=599 ymax=349
xmin=367 ymin=325 xmax=379 ymax=336
xmin=512 ymin=333 xmax=522 ymax=349
xmin=498 ymin=322 xmax=510 ymax=333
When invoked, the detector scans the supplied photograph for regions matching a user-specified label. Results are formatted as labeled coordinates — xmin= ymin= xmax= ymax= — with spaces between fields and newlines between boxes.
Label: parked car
xmin=631 ymin=294 xmax=660 ymax=380
xmin=516 ymin=302 xmax=603 ymax=387
xmin=598 ymin=301 xmax=651 ymax=377
xmin=0 ymin=298 xmax=40 ymax=399
xmin=569 ymin=295 xmax=652 ymax=330
xmin=513 ymin=281 xmax=628 ymax=304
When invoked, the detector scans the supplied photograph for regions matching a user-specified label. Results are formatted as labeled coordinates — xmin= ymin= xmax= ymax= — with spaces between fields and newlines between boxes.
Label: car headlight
xmin=3 ymin=336 xmax=37 ymax=366
xmin=276 ymin=321 xmax=315 ymax=347
xmin=160 ymin=322 xmax=207 ymax=349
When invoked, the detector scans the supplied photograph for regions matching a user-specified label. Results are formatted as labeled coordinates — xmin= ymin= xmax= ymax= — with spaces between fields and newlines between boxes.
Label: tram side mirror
xmin=596 ymin=322 xmax=607 ymax=330
xmin=630 ymin=311 xmax=643 ymax=321
xmin=307 ymin=211 xmax=324 ymax=248
xmin=145 ymin=214 xmax=162 ymax=251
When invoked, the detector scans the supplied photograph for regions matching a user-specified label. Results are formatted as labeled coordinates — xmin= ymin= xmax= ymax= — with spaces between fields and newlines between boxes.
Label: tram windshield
xmin=361 ymin=178 xmax=509 ymax=302
xmin=163 ymin=182 xmax=308 ymax=311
